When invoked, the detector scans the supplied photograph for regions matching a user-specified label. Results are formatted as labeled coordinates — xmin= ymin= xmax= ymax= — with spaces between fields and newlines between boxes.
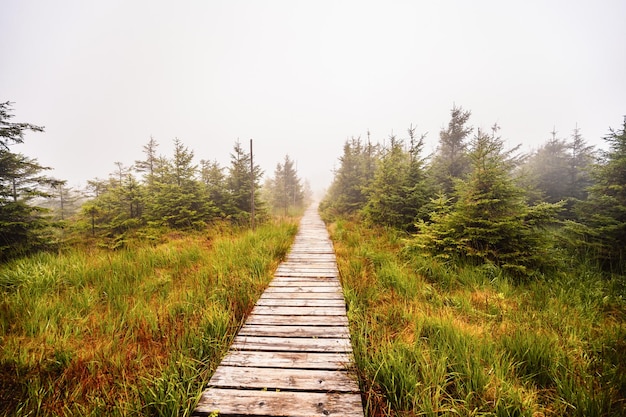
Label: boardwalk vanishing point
xmin=193 ymin=206 xmax=364 ymax=417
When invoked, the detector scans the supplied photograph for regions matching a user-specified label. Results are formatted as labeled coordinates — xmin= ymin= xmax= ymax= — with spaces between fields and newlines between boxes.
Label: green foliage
xmin=428 ymin=105 xmax=473 ymax=195
xmin=363 ymin=126 xmax=430 ymax=230
xmin=144 ymin=139 xmax=218 ymax=229
xmin=0 ymin=102 xmax=55 ymax=261
xmin=518 ymin=127 xmax=595 ymax=217
xmin=80 ymin=138 xmax=268 ymax=244
xmin=267 ymin=154 xmax=304 ymax=215
xmin=225 ymin=140 xmax=265 ymax=224
xmin=414 ymin=128 xmax=562 ymax=276
xmin=321 ymin=136 xmax=378 ymax=216
xmin=573 ymin=117 xmax=626 ymax=271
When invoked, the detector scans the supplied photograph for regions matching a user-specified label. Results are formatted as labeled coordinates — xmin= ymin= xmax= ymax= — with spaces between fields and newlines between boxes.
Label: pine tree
xmin=567 ymin=126 xmax=595 ymax=203
xmin=364 ymin=134 xmax=411 ymax=228
xmin=146 ymin=139 xmax=217 ymax=229
xmin=522 ymin=130 xmax=570 ymax=204
xmin=135 ymin=136 xmax=159 ymax=186
xmin=270 ymin=155 xmax=303 ymax=215
xmin=226 ymin=140 xmax=264 ymax=224
xmin=415 ymin=127 xmax=561 ymax=276
xmin=323 ymin=136 xmax=378 ymax=215
xmin=200 ymin=159 xmax=230 ymax=217
xmin=574 ymin=117 xmax=626 ymax=270
xmin=0 ymin=102 xmax=54 ymax=260
xmin=429 ymin=105 xmax=472 ymax=195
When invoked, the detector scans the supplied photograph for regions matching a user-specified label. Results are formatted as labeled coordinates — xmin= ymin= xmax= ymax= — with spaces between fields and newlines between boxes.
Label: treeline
xmin=322 ymin=106 xmax=626 ymax=276
xmin=0 ymin=102 xmax=308 ymax=260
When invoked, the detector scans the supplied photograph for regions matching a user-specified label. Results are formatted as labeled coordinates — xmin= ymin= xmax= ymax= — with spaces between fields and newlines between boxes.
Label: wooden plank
xmin=276 ymin=270 xmax=338 ymax=275
xmin=220 ymin=351 xmax=354 ymax=370
xmin=258 ymin=292 xmax=344 ymax=300
xmin=256 ymin=298 xmax=346 ymax=307
xmin=270 ymin=276 xmax=338 ymax=283
xmin=264 ymin=286 xmax=342 ymax=294
xmin=239 ymin=324 xmax=350 ymax=338
xmin=208 ymin=366 xmax=359 ymax=392
xmin=274 ymin=273 xmax=338 ymax=279
xmin=275 ymin=269 xmax=338 ymax=276
xmin=245 ymin=314 xmax=349 ymax=326
xmin=232 ymin=336 xmax=352 ymax=353
xmin=269 ymin=280 xmax=341 ymax=287
xmin=251 ymin=306 xmax=346 ymax=316
xmin=194 ymin=389 xmax=364 ymax=417
xmin=278 ymin=262 xmax=338 ymax=268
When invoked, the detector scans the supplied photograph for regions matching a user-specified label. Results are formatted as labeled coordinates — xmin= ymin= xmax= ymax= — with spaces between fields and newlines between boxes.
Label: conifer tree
xmin=135 ymin=136 xmax=159 ymax=186
xmin=415 ymin=126 xmax=561 ymax=276
xmin=522 ymin=131 xmax=570 ymax=204
xmin=429 ymin=105 xmax=472 ymax=195
xmin=567 ymin=126 xmax=595 ymax=203
xmin=200 ymin=159 xmax=230 ymax=217
xmin=146 ymin=139 xmax=216 ymax=229
xmin=0 ymin=102 xmax=54 ymax=260
xmin=270 ymin=155 xmax=303 ymax=215
xmin=574 ymin=117 xmax=626 ymax=270
xmin=323 ymin=136 xmax=378 ymax=215
xmin=226 ymin=140 xmax=264 ymax=224
xmin=364 ymin=134 xmax=408 ymax=227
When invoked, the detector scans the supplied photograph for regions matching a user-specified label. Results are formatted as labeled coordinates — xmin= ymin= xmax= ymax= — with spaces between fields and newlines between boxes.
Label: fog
xmin=2 ymin=0 xmax=625 ymax=192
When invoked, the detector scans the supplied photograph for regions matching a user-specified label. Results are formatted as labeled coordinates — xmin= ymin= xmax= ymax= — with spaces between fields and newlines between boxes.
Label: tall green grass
xmin=0 ymin=219 xmax=298 ymax=416
xmin=329 ymin=219 xmax=625 ymax=416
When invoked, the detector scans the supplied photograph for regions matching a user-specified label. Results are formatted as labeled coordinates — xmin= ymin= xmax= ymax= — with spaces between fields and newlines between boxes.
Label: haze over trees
xmin=322 ymin=105 xmax=626 ymax=276
xmin=0 ymin=102 xmax=308 ymax=257
xmin=1 ymin=100 xmax=625 ymax=416
xmin=320 ymin=108 xmax=625 ymax=415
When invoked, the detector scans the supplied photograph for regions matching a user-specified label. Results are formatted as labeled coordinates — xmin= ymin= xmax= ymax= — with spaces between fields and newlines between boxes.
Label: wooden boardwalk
xmin=193 ymin=207 xmax=364 ymax=417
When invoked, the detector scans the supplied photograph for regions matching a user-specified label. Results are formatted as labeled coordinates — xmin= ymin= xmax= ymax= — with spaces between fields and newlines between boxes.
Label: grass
xmin=0 ymin=218 xmax=298 ymax=416
xmin=329 ymin=218 xmax=626 ymax=416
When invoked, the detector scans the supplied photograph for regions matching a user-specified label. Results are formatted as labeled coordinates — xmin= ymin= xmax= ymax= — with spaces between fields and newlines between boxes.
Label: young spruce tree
xmin=0 ymin=102 xmax=54 ymax=260
xmin=574 ymin=117 xmax=626 ymax=271
xmin=415 ymin=126 xmax=561 ymax=276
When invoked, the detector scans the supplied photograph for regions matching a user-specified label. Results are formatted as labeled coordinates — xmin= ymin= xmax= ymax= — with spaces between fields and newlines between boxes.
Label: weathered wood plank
xmin=208 ymin=366 xmax=359 ymax=392
xmin=258 ymin=292 xmax=344 ymax=301
xmin=269 ymin=280 xmax=341 ymax=287
xmin=275 ymin=268 xmax=338 ymax=275
xmin=232 ymin=336 xmax=352 ymax=353
xmin=269 ymin=276 xmax=338 ymax=283
xmin=220 ymin=351 xmax=354 ymax=370
xmin=195 ymin=389 xmax=364 ymax=417
xmin=239 ymin=324 xmax=350 ymax=338
xmin=255 ymin=298 xmax=346 ymax=307
xmin=251 ymin=306 xmax=346 ymax=316
xmin=274 ymin=273 xmax=339 ymax=279
xmin=263 ymin=286 xmax=342 ymax=294
xmin=277 ymin=263 xmax=338 ymax=268
xmin=245 ymin=314 xmax=348 ymax=326
xmin=277 ymin=267 xmax=338 ymax=273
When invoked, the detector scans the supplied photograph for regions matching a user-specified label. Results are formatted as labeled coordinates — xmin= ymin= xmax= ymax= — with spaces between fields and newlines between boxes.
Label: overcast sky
xmin=2 ymin=0 xmax=625 ymax=191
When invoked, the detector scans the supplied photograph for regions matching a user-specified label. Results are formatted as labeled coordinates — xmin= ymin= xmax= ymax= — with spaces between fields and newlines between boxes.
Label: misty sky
xmin=2 ymin=1 xmax=625 ymax=191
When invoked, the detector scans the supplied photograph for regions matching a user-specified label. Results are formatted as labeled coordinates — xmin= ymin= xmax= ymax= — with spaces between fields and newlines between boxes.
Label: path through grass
xmin=329 ymin=218 xmax=625 ymax=416
xmin=0 ymin=219 xmax=298 ymax=416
